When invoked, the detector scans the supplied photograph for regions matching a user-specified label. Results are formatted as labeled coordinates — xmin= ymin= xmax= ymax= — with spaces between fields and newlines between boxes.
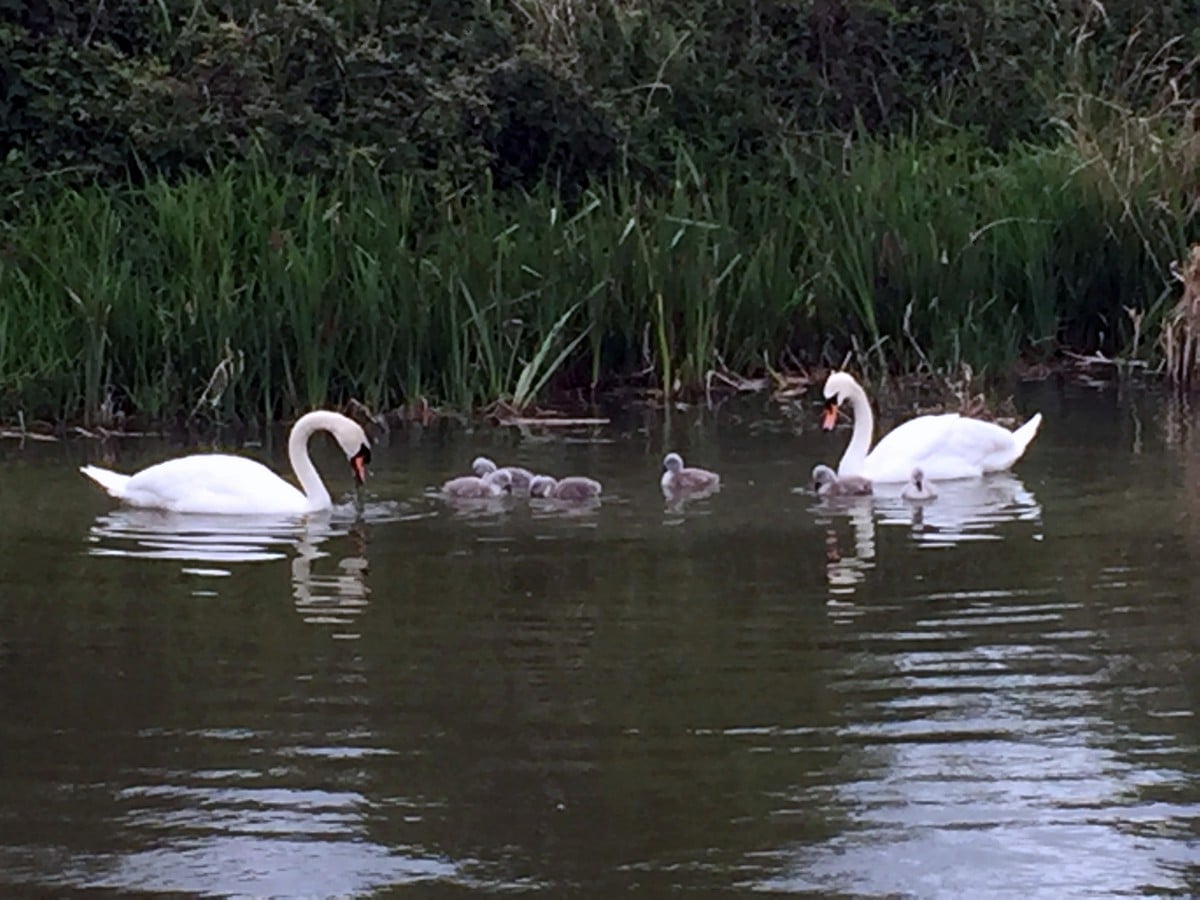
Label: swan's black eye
xmin=355 ymin=444 xmax=372 ymax=465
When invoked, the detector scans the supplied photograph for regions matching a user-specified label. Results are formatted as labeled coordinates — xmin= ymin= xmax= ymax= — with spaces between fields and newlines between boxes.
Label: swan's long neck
xmin=838 ymin=382 xmax=875 ymax=477
xmin=288 ymin=412 xmax=335 ymax=510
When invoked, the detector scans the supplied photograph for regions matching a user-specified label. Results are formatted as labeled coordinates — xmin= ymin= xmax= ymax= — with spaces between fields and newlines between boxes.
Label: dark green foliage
xmin=0 ymin=1 xmax=1195 ymax=421
xmin=1 ymin=0 xmax=1195 ymax=195
xmin=485 ymin=62 xmax=618 ymax=194
xmin=0 ymin=0 xmax=508 ymax=193
xmin=0 ymin=130 xmax=1191 ymax=424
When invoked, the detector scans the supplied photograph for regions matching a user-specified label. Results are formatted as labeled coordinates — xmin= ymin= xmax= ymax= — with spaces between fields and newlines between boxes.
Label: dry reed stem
xmin=1161 ymin=243 xmax=1200 ymax=385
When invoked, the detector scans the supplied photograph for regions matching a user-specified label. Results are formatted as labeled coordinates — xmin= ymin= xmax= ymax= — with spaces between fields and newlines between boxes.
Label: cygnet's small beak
xmin=350 ymin=445 xmax=371 ymax=486
xmin=821 ymin=399 xmax=840 ymax=431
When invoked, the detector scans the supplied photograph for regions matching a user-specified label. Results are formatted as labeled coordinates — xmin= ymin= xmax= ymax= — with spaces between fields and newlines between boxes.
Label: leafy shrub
xmin=1 ymin=0 xmax=1193 ymax=197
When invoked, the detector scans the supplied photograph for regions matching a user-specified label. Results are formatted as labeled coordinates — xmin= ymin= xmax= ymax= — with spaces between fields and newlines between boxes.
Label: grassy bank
xmin=0 ymin=129 xmax=1193 ymax=426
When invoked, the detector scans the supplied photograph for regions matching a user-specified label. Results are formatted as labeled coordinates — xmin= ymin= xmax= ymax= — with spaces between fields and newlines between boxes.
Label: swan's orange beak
xmin=821 ymin=399 xmax=840 ymax=431
xmin=350 ymin=445 xmax=371 ymax=486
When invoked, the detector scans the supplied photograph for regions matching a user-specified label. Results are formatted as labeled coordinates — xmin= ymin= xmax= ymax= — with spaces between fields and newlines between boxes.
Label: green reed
xmin=0 ymin=130 xmax=1190 ymax=424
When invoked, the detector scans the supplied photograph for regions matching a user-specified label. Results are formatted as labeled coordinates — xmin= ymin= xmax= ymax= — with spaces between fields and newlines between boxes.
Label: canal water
xmin=0 ymin=380 xmax=1196 ymax=896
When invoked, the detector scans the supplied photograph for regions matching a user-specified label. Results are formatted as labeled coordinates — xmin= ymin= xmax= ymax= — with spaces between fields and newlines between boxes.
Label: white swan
xmin=80 ymin=410 xmax=371 ymax=515
xmin=822 ymin=371 xmax=1042 ymax=482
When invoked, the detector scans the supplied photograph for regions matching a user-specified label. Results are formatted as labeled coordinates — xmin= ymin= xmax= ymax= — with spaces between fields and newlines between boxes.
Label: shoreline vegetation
xmin=0 ymin=1 xmax=1196 ymax=431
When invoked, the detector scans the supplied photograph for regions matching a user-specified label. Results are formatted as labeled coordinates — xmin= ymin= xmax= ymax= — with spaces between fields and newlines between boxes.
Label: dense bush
xmin=2 ymin=0 xmax=1196 ymax=197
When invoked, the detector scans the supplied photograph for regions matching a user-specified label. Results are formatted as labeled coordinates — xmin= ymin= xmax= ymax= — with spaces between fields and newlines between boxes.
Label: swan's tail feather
xmin=80 ymin=465 xmax=130 ymax=498
xmin=1011 ymin=412 xmax=1043 ymax=455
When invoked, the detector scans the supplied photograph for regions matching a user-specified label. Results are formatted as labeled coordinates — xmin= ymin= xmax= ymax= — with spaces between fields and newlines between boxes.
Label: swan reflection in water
xmin=291 ymin=525 xmax=371 ymax=636
xmin=814 ymin=472 xmax=1042 ymax=599
xmin=86 ymin=507 xmax=333 ymax=567
xmin=85 ymin=503 xmax=407 ymax=635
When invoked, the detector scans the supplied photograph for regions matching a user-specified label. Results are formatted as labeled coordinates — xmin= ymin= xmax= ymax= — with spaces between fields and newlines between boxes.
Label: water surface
xmin=0 ymin=382 xmax=1197 ymax=897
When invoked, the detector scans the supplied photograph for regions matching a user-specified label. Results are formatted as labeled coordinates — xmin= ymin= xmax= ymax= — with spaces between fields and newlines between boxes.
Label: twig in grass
xmin=189 ymin=342 xmax=244 ymax=420
xmin=0 ymin=429 xmax=57 ymax=441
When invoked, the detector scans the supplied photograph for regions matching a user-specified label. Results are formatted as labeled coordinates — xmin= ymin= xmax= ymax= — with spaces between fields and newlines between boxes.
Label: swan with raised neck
xmin=821 ymin=371 xmax=1042 ymax=482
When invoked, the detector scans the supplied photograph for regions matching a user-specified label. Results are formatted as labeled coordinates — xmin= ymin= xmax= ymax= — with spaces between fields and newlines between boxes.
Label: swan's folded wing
xmin=122 ymin=454 xmax=306 ymax=514
xmin=865 ymin=413 xmax=963 ymax=480
xmin=867 ymin=413 xmax=1027 ymax=481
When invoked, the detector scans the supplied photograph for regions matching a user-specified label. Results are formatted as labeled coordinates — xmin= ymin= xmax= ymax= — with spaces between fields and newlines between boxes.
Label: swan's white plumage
xmin=85 ymin=454 xmax=312 ymax=515
xmin=79 ymin=465 xmax=131 ymax=497
xmin=823 ymin=372 xmax=1042 ymax=483
xmin=80 ymin=411 xmax=369 ymax=515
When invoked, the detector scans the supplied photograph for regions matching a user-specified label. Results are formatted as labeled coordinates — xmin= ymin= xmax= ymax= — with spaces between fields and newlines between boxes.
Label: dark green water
xmin=0 ymin=383 xmax=1197 ymax=897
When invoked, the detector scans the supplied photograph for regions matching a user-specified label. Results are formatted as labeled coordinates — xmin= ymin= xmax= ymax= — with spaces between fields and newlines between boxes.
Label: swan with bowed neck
xmin=529 ymin=474 xmax=602 ymax=501
xmin=812 ymin=464 xmax=873 ymax=497
xmin=471 ymin=456 xmax=535 ymax=494
xmin=80 ymin=410 xmax=371 ymax=515
xmin=822 ymin=371 xmax=1042 ymax=483
xmin=442 ymin=468 xmax=513 ymax=499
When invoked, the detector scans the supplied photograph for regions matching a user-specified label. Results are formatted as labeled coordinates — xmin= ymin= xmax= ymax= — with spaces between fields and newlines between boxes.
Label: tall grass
xmin=0 ymin=128 xmax=1192 ymax=424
